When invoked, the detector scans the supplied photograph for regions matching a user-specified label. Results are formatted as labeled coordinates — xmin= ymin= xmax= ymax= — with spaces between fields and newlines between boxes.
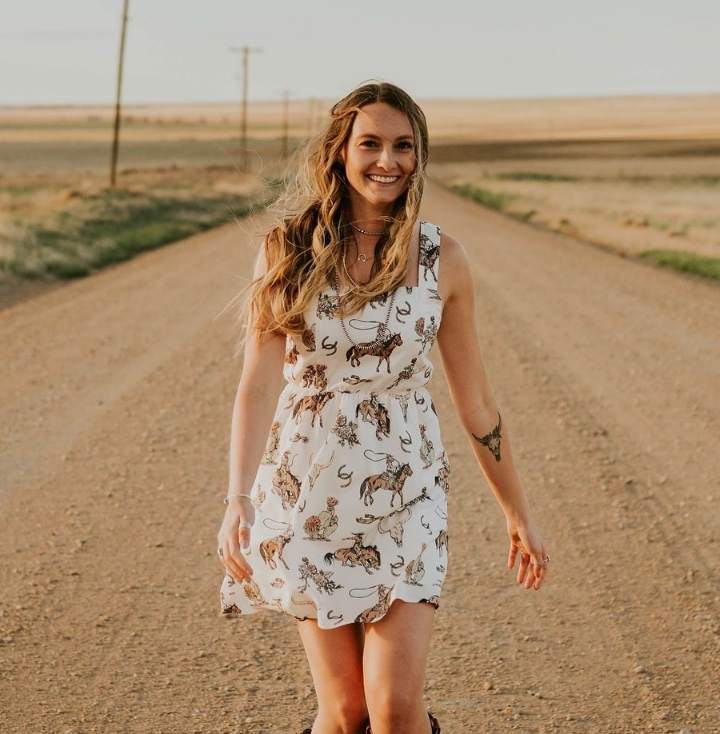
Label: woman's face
xmin=339 ymin=102 xmax=417 ymax=211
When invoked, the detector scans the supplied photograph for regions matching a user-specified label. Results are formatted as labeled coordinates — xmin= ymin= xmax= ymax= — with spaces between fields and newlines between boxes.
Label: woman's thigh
xmin=362 ymin=599 xmax=436 ymax=703
xmin=296 ymin=618 xmax=368 ymax=710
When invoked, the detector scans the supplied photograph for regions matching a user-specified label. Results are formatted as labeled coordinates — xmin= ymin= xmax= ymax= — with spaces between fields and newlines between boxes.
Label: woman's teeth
xmin=368 ymin=174 xmax=400 ymax=184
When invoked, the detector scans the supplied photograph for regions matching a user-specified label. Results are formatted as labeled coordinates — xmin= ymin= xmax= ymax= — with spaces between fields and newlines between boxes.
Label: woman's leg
xmin=362 ymin=599 xmax=436 ymax=734
xmin=296 ymin=618 xmax=369 ymax=734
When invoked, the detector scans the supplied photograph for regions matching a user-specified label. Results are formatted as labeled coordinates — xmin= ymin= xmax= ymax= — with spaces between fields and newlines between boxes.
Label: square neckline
xmin=327 ymin=219 xmax=440 ymax=299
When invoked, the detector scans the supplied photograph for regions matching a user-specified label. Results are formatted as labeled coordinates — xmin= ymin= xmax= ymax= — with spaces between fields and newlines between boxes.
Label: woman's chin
xmin=360 ymin=187 xmax=403 ymax=207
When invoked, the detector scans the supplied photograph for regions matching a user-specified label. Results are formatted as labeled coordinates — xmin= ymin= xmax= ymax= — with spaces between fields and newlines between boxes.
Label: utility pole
xmin=229 ymin=45 xmax=262 ymax=172
xmin=281 ymin=89 xmax=289 ymax=160
xmin=110 ymin=0 xmax=129 ymax=188
xmin=307 ymin=96 xmax=317 ymax=139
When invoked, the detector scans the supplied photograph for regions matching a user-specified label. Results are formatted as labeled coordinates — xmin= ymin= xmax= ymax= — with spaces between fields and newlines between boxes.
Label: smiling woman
xmin=216 ymin=80 xmax=548 ymax=734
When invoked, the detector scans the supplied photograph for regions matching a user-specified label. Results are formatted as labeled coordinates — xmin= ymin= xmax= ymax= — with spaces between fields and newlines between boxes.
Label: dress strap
xmin=418 ymin=220 xmax=442 ymax=288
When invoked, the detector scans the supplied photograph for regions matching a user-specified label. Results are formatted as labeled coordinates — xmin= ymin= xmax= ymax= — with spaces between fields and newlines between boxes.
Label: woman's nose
xmin=376 ymin=145 xmax=397 ymax=169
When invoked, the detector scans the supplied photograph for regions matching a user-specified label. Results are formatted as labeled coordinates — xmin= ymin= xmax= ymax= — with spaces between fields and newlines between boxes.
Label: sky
xmin=1 ymin=0 xmax=719 ymax=106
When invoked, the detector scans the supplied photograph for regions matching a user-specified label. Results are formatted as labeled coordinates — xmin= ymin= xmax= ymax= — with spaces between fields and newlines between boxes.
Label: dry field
xmin=429 ymin=141 xmax=720 ymax=260
xmin=1 ymin=93 xmax=719 ymax=310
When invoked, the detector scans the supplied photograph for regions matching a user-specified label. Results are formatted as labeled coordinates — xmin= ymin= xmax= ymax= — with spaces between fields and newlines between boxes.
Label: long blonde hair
xmin=232 ymin=80 xmax=429 ymax=356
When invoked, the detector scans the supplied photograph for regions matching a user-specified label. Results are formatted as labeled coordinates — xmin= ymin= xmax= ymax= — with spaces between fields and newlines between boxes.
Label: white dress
xmin=219 ymin=219 xmax=451 ymax=629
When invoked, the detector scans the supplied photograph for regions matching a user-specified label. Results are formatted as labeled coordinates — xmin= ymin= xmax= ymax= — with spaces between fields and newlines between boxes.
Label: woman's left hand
xmin=506 ymin=515 xmax=549 ymax=590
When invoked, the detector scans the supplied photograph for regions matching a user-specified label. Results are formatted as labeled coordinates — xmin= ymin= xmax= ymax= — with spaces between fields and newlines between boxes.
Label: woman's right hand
xmin=217 ymin=497 xmax=255 ymax=583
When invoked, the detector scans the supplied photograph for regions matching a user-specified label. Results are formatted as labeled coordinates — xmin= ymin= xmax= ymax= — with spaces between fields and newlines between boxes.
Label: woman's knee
xmin=318 ymin=689 xmax=369 ymax=731
xmin=365 ymin=685 xmax=423 ymax=730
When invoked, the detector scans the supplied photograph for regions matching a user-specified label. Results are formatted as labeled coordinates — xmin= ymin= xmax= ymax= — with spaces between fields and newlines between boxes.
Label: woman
xmin=217 ymin=81 xmax=549 ymax=734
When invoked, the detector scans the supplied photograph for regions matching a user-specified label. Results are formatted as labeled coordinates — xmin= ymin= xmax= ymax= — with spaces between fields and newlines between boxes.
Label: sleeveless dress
xmin=219 ymin=219 xmax=451 ymax=629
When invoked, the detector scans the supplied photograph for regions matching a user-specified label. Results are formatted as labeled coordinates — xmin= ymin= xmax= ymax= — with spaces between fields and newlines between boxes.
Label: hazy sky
xmin=2 ymin=0 xmax=718 ymax=105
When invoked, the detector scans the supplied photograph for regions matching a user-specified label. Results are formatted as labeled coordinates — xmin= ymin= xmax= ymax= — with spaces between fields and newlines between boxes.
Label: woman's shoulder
xmin=419 ymin=219 xmax=462 ymax=258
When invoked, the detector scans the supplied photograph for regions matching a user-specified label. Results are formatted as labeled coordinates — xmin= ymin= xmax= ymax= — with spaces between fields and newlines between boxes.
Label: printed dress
xmin=219 ymin=219 xmax=451 ymax=629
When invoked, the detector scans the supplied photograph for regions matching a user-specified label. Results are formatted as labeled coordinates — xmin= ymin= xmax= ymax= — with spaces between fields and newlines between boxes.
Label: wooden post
xmin=229 ymin=45 xmax=262 ymax=173
xmin=281 ymin=89 xmax=289 ymax=160
xmin=110 ymin=0 xmax=129 ymax=188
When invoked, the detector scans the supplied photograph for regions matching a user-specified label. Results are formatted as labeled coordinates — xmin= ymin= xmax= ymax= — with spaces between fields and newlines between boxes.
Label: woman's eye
xmin=360 ymin=141 xmax=414 ymax=149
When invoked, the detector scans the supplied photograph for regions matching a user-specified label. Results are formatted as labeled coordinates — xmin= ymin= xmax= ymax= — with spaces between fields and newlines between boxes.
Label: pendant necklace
xmin=329 ymin=232 xmax=396 ymax=348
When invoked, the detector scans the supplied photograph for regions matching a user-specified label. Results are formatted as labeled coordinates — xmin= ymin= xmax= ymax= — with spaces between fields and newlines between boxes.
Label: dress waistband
xmin=282 ymin=383 xmax=429 ymax=398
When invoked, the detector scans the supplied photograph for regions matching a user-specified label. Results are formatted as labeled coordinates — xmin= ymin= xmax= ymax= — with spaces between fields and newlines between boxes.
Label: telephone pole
xmin=307 ymin=96 xmax=317 ymax=139
xmin=110 ymin=0 xmax=129 ymax=188
xmin=281 ymin=89 xmax=289 ymax=160
xmin=229 ymin=45 xmax=263 ymax=172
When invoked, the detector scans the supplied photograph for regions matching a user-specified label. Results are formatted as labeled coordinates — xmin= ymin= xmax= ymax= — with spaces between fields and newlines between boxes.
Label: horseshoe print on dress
xmin=219 ymin=219 xmax=451 ymax=628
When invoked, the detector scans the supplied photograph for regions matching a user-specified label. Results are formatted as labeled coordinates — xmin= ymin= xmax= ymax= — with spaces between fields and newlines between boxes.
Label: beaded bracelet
xmin=223 ymin=492 xmax=253 ymax=505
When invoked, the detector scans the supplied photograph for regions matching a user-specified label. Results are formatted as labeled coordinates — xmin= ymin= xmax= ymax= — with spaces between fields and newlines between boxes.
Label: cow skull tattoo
xmin=471 ymin=411 xmax=502 ymax=461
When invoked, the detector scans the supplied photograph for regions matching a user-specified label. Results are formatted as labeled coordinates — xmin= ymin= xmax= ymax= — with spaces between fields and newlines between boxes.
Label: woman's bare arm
xmin=437 ymin=232 xmax=548 ymax=590
xmin=218 ymin=239 xmax=286 ymax=582
xmin=436 ymin=232 xmax=531 ymax=525
xmin=226 ymin=242 xmax=287 ymax=505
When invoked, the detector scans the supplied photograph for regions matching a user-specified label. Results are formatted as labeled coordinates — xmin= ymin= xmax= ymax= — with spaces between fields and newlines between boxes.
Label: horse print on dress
xmin=351 ymin=583 xmax=394 ymax=623
xmin=419 ymin=226 xmax=440 ymax=283
xmin=419 ymin=423 xmax=436 ymax=468
xmin=272 ymin=450 xmax=302 ymax=509
xmin=259 ymin=527 xmax=294 ymax=570
xmin=346 ymin=329 xmax=403 ymax=373
xmin=260 ymin=420 xmax=281 ymax=464
xmin=323 ymin=531 xmax=381 ymax=574
xmin=291 ymin=390 xmax=335 ymax=427
xmin=298 ymin=556 xmax=344 ymax=595
xmin=303 ymin=496 xmax=340 ymax=540
xmin=222 ymin=574 xmax=266 ymax=610
xmin=356 ymin=487 xmax=431 ymax=546
xmin=355 ymin=393 xmax=391 ymax=440
xmin=359 ymin=450 xmax=414 ymax=508
xmin=434 ymin=528 xmax=449 ymax=557
xmin=434 ymin=451 xmax=451 ymax=497
xmin=301 ymin=363 xmax=328 ymax=390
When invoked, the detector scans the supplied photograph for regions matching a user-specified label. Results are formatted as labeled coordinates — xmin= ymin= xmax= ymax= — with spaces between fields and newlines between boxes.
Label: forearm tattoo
xmin=471 ymin=411 xmax=503 ymax=461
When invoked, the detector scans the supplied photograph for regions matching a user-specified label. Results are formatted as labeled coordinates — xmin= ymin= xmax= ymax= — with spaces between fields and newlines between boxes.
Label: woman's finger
xmin=229 ymin=537 xmax=254 ymax=581
xmin=516 ymin=551 xmax=531 ymax=585
xmin=531 ymin=554 xmax=548 ymax=590
xmin=238 ymin=525 xmax=252 ymax=553
xmin=222 ymin=538 xmax=253 ymax=583
xmin=508 ymin=541 xmax=523 ymax=569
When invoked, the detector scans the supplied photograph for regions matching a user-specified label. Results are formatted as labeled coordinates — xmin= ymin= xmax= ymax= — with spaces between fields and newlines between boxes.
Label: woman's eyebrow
xmin=357 ymin=133 xmax=414 ymax=141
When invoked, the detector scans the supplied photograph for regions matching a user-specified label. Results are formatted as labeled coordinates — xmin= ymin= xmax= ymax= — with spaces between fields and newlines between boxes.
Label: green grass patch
xmin=2 ymin=188 xmax=272 ymax=280
xmin=638 ymin=249 xmax=720 ymax=280
xmin=493 ymin=171 xmax=579 ymax=182
xmin=452 ymin=183 xmax=511 ymax=211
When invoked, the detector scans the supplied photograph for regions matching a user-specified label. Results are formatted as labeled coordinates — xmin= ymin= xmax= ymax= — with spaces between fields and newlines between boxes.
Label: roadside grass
xmin=449 ymin=179 xmax=720 ymax=282
xmin=492 ymin=171 xmax=579 ymax=182
xmin=638 ymin=249 xmax=720 ymax=280
xmin=1 ymin=186 xmax=274 ymax=280
xmin=451 ymin=182 xmax=511 ymax=211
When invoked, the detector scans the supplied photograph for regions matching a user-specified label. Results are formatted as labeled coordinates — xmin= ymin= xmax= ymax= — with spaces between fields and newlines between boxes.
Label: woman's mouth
xmin=367 ymin=174 xmax=400 ymax=185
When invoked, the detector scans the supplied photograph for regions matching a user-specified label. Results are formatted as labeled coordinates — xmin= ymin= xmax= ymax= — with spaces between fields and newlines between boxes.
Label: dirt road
xmin=1 ymin=179 xmax=718 ymax=733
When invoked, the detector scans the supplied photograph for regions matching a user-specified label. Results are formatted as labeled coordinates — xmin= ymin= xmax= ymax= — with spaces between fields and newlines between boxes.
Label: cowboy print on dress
xmin=219 ymin=220 xmax=451 ymax=629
